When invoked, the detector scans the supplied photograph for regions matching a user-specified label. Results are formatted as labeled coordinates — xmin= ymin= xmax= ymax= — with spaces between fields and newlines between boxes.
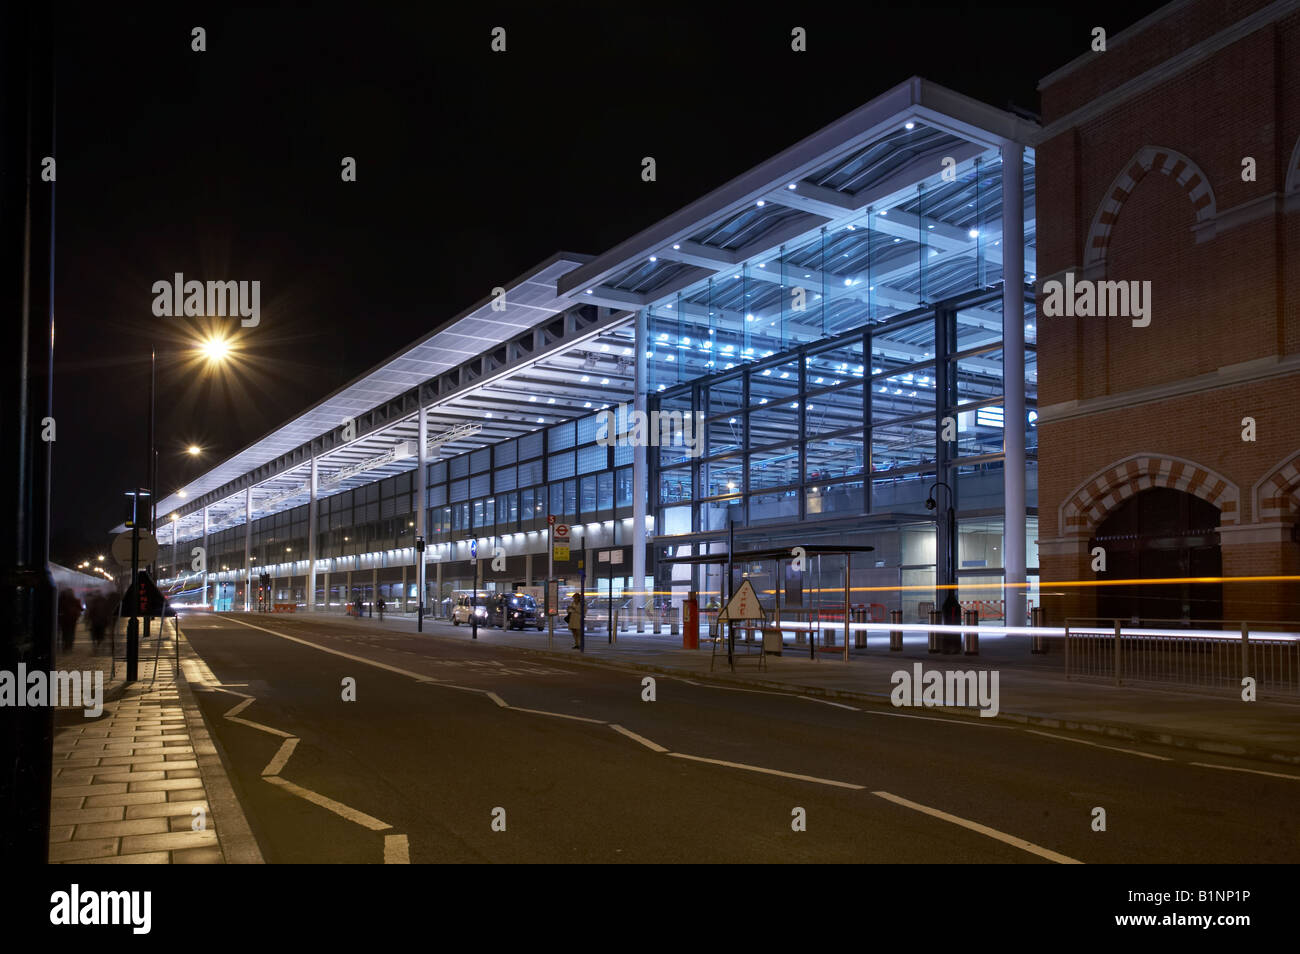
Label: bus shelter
xmin=659 ymin=545 xmax=874 ymax=666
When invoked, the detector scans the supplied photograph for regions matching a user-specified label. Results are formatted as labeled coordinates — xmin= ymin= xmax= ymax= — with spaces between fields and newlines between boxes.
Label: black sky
xmin=48 ymin=0 xmax=1168 ymax=564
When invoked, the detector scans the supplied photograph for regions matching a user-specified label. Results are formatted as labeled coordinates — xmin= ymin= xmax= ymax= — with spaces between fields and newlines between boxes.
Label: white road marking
xmin=872 ymin=790 xmax=1083 ymax=865
xmin=507 ymin=706 xmax=606 ymax=724
xmin=1025 ymin=729 xmax=1171 ymax=761
xmin=485 ymin=692 xmax=508 ymax=708
xmin=262 ymin=738 xmax=300 ymax=777
xmin=222 ymin=615 xmax=438 ymax=682
xmin=264 ymin=776 xmax=392 ymax=831
xmin=861 ymin=709 xmax=1016 ymax=728
xmin=227 ymin=715 xmax=296 ymax=739
xmin=666 ymin=752 xmax=866 ymax=790
xmin=1190 ymin=761 xmax=1300 ymax=781
xmin=609 ymin=724 xmax=669 ymax=752
xmin=383 ymin=833 xmax=410 ymax=864
xmin=799 ymin=696 xmax=859 ymax=710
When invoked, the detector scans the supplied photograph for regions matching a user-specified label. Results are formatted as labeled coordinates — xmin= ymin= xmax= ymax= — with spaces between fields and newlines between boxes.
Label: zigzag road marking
xmin=215 ymin=615 xmax=1084 ymax=862
xmin=186 ymin=624 xmax=409 ymax=862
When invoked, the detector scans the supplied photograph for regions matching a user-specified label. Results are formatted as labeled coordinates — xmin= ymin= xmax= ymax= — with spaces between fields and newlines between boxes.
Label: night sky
xmin=48 ymin=1 xmax=1167 ymax=564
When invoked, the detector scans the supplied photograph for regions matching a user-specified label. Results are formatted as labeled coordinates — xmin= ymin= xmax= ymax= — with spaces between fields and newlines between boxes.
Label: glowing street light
xmin=199 ymin=335 xmax=232 ymax=364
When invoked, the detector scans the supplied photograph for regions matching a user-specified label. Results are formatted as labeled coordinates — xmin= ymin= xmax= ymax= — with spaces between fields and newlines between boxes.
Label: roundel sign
xmin=554 ymin=524 xmax=570 ymax=538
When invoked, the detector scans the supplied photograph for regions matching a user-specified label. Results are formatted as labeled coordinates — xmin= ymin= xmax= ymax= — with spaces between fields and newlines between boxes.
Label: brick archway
xmin=1083 ymin=146 xmax=1217 ymax=268
xmin=1286 ymin=135 xmax=1300 ymax=195
xmin=1060 ymin=453 xmax=1239 ymax=536
xmin=1253 ymin=451 xmax=1300 ymax=522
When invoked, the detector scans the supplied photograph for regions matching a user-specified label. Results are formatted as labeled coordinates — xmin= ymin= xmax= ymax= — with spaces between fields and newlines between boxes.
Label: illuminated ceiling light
xmin=581 ymin=375 xmax=590 ymax=383
xmin=178 ymin=490 xmax=187 ymax=498
xmin=968 ymin=228 xmax=980 ymax=238
xmin=787 ymin=183 xmax=797 ymax=190
xmin=672 ymin=244 xmax=680 ymax=250
xmin=583 ymin=402 xmax=592 ymax=408
xmin=880 ymin=210 xmax=888 ymax=216
xmin=600 ymin=378 xmax=609 ymax=385
xmin=547 ymin=398 xmax=555 ymax=404
xmin=601 ymin=343 xmax=609 ymax=352
xmin=756 ymin=200 xmax=765 ymax=207
xmin=537 ymin=417 xmax=545 ymax=423
xmin=746 ymin=314 xmax=755 ymax=321
xmin=893 ymin=238 xmax=901 ymax=243
xmin=585 ymin=289 xmax=593 ymax=294
xmin=623 ymin=347 xmax=632 ymax=356
xmin=927 ymin=224 xmax=934 ymax=230
xmin=729 ymin=417 xmax=737 ymax=424
xmin=529 ymin=396 xmax=536 ymax=402
xmin=904 ymin=121 xmax=915 ymax=130
xmin=649 ymin=256 xmax=657 ymax=262
xmin=843 ymin=278 xmax=852 ymax=286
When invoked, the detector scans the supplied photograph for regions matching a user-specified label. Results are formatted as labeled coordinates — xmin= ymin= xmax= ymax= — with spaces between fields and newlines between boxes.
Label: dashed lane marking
xmin=1026 ymin=729 xmax=1172 ymax=761
xmin=263 ymin=776 xmax=391 ymax=831
xmin=872 ymin=790 xmax=1083 ymax=865
xmin=610 ymin=724 xmax=669 ymax=753
xmin=262 ymin=738 xmax=300 ymax=777
xmin=383 ymin=834 xmax=411 ymax=864
xmin=1189 ymin=761 xmax=1300 ymax=781
xmin=666 ymin=752 xmax=866 ymax=791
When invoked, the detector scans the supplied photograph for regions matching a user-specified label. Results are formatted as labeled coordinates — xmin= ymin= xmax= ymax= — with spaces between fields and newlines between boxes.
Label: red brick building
xmin=1036 ymin=0 xmax=1300 ymax=625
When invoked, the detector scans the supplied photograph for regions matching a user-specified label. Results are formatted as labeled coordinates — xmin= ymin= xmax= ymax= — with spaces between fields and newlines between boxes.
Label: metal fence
xmin=1064 ymin=619 xmax=1300 ymax=694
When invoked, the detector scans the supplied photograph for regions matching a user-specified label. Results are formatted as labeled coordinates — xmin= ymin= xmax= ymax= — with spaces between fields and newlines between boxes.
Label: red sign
xmin=555 ymin=523 xmax=570 ymax=538
xmin=548 ymin=514 xmax=556 ymax=526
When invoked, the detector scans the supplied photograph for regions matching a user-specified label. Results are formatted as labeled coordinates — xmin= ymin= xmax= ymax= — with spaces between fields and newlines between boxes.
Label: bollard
xmin=853 ymin=608 xmax=867 ymax=649
xmin=889 ymin=609 xmax=903 ymax=651
xmin=963 ymin=608 xmax=979 ymax=656
xmin=1031 ymin=606 xmax=1046 ymax=654
xmin=928 ymin=609 xmax=942 ymax=653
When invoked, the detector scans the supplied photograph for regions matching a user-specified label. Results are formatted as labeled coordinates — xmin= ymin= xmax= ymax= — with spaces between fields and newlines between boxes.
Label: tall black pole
xmin=0 ymin=0 xmax=56 ymax=863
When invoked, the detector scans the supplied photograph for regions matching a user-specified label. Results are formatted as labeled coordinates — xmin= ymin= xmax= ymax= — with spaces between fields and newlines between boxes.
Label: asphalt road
xmin=181 ymin=612 xmax=1299 ymax=864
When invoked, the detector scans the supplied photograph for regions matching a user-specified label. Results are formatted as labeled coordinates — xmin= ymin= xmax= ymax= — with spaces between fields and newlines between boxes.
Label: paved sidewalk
xmin=302 ymin=610 xmax=1300 ymax=767
xmin=49 ymin=621 xmax=262 ymax=863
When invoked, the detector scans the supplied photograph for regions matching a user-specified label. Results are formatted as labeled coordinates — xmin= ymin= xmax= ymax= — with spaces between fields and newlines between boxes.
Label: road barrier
xmin=1064 ymin=619 xmax=1300 ymax=694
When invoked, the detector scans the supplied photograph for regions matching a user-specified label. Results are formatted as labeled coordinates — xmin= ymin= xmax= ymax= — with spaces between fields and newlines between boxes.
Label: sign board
xmin=112 ymin=529 xmax=158 ymax=567
xmin=548 ymin=514 xmax=556 ymax=526
xmin=469 ymin=539 xmax=478 ymax=559
xmin=124 ymin=570 xmax=166 ymax=617
xmin=717 ymin=579 xmax=764 ymax=621
xmin=547 ymin=579 xmax=559 ymax=615
xmin=555 ymin=524 xmax=570 ymax=538
xmin=553 ymin=545 xmax=570 ymax=561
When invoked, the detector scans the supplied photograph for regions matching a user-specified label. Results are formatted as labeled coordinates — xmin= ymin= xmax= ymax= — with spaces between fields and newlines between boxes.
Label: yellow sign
xmin=553 ymin=545 xmax=570 ymax=561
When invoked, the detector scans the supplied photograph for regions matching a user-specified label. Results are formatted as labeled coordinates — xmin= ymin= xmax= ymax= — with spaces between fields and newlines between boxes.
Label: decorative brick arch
xmin=1083 ymin=146 xmax=1217 ymax=267
xmin=1253 ymin=451 xmax=1300 ymax=522
xmin=1286 ymin=135 xmax=1300 ymax=194
xmin=1060 ymin=454 xmax=1239 ymax=536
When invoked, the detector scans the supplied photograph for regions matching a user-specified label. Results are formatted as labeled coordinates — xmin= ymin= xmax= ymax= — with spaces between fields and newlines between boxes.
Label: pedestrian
xmin=57 ymin=588 xmax=82 ymax=652
xmin=377 ymin=596 xmax=385 ymax=622
xmin=87 ymin=591 xmax=110 ymax=651
xmin=565 ymin=592 xmax=584 ymax=649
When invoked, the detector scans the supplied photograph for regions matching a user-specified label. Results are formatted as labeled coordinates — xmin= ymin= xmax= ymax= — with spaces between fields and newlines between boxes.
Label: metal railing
xmin=1064 ymin=618 xmax=1300 ymax=694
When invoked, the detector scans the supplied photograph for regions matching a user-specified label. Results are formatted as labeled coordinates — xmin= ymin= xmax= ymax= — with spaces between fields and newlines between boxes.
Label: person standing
xmin=377 ymin=595 xmax=386 ymax=622
xmin=565 ymin=591 xmax=584 ymax=649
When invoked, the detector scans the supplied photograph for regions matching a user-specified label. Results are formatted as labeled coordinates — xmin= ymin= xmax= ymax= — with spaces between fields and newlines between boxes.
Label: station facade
xmin=135 ymin=78 xmax=1039 ymax=625
xmin=1035 ymin=0 xmax=1300 ymax=625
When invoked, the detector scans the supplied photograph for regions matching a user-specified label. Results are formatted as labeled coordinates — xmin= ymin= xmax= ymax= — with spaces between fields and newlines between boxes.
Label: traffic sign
xmin=555 ymin=523 xmax=570 ymax=538
xmin=553 ymin=545 xmax=570 ymax=561
xmin=469 ymin=539 xmax=478 ymax=558
xmin=718 ymin=579 xmax=764 ymax=621
xmin=548 ymin=514 xmax=556 ymax=526
xmin=112 ymin=529 xmax=157 ymax=567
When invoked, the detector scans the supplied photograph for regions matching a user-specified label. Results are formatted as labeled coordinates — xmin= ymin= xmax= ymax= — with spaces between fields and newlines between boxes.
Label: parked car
xmin=489 ymin=592 xmax=544 ymax=631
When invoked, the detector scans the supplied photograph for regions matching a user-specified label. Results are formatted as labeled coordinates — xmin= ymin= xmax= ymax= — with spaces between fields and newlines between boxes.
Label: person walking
xmin=565 ymin=591 xmax=584 ymax=649
xmin=377 ymin=596 xmax=386 ymax=622
xmin=87 ymin=591 xmax=110 ymax=651
xmin=57 ymin=588 xmax=82 ymax=652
